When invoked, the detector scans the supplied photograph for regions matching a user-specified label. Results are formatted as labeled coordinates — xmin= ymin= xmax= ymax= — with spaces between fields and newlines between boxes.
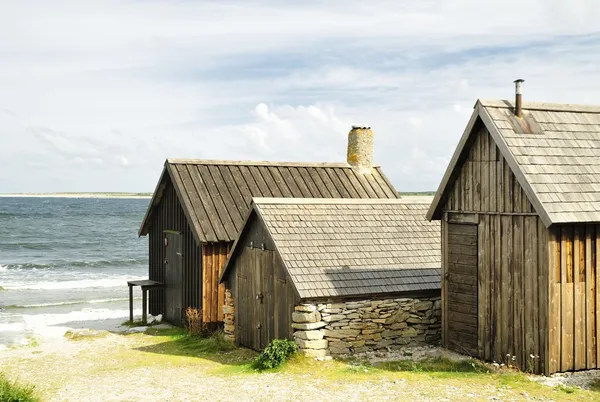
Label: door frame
xmin=444 ymin=212 xmax=479 ymax=357
xmin=164 ymin=230 xmax=183 ymax=325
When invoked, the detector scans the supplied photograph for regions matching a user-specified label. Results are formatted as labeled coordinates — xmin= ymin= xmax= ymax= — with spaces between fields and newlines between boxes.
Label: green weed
xmin=0 ymin=373 xmax=38 ymax=402
xmin=252 ymin=339 xmax=298 ymax=371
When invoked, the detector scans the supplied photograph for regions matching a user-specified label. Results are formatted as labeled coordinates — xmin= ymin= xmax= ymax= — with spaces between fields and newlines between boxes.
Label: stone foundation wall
xmin=292 ymin=297 xmax=441 ymax=358
xmin=223 ymin=289 xmax=235 ymax=342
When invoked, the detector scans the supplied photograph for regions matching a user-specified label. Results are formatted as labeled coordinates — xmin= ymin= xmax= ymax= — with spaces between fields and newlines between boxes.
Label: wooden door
xmin=164 ymin=231 xmax=183 ymax=325
xmin=447 ymin=222 xmax=478 ymax=356
xmin=236 ymin=246 xmax=274 ymax=351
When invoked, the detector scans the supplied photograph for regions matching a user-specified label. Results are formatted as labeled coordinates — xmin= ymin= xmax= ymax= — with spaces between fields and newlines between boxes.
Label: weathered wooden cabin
xmin=219 ymin=198 xmax=441 ymax=355
xmin=138 ymin=127 xmax=400 ymax=326
xmin=427 ymin=82 xmax=600 ymax=374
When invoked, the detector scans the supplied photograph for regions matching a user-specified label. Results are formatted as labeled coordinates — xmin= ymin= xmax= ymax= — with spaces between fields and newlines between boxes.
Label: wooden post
xmin=142 ymin=288 xmax=148 ymax=324
xmin=129 ymin=284 xmax=134 ymax=323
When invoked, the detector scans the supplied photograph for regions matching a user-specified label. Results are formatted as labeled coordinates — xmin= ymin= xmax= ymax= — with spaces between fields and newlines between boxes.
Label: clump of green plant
xmin=177 ymin=330 xmax=236 ymax=355
xmin=185 ymin=307 xmax=210 ymax=337
xmin=555 ymin=384 xmax=577 ymax=394
xmin=0 ymin=373 xmax=38 ymax=402
xmin=377 ymin=357 xmax=489 ymax=373
xmin=252 ymin=339 xmax=298 ymax=371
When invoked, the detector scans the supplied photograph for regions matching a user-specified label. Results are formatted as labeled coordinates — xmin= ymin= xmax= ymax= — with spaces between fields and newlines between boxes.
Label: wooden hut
xmin=219 ymin=198 xmax=441 ymax=356
xmin=138 ymin=127 xmax=400 ymax=326
xmin=427 ymin=84 xmax=600 ymax=374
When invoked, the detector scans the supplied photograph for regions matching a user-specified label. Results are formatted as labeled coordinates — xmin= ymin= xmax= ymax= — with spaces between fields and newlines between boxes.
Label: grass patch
xmin=64 ymin=329 xmax=109 ymax=341
xmin=589 ymin=378 xmax=600 ymax=392
xmin=375 ymin=357 xmax=490 ymax=374
xmin=555 ymin=384 xmax=578 ymax=394
xmin=172 ymin=331 xmax=236 ymax=355
xmin=25 ymin=338 xmax=39 ymax=348
xmin=120 ymin=320 xmax=164 ymax=328
xmin=0 ymin=373 xmax=38 ymax=402
xmin=135 ymin=328 xmax=252 ymax=366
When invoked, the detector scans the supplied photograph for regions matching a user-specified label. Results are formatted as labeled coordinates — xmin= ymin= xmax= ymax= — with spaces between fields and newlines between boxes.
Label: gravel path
xmin=1 ymin=330 xmax=599 ymax=401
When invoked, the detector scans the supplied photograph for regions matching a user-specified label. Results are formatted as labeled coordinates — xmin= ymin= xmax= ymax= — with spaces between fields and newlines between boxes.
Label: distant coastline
xmin=0 ymin=192 xmax=152 ymax=199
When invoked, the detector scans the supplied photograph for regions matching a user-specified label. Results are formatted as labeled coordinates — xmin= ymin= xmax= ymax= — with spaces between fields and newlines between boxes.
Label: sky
xmin=1 ymin=1 xmax=600 ymax=193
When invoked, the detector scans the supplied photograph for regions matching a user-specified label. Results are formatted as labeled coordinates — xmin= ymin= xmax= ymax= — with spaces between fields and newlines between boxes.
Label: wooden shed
xmin=427 ymin=92 xmax=600 ymax=374
xmin=138 ymin=134 xmax=400 ymax=326
xmin=219 ymin=198 xmax=441 ymax=352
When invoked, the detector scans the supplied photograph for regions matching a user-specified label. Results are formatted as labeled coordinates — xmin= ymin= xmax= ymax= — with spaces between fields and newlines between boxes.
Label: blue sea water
xmin=0 ymin=197 xmax=149 ymax=347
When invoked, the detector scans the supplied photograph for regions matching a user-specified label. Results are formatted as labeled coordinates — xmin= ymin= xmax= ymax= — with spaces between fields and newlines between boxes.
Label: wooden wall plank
xmin=477 ymin=216 xmax=486 ymax=358
xmin=574 ymin=226 xmax=586 ymax=370
xmin=562 ymin=227 xmax=574 ymax=371
xmin=549 ymin=229 xmax=561 ymax=373
xmin=596 ymin=225 xmax=600 ymax=367
xmin=585 ymin=226 xmax=595 ymax=368
xmin=442 ymin=218 xmax=448 ymax=348
xmin=524 ymin=216 xmax=537 ymax=371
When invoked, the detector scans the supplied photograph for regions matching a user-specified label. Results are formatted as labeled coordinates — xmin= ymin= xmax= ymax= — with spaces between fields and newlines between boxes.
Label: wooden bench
xmin=127 ymin=280 xmax=164 ymax=324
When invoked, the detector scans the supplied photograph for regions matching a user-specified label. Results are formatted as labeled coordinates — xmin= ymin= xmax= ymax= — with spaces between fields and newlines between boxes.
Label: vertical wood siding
xmin=474 ymin=215 xmax=548 ymax=374
xmin=548 ymin=225 xmax=600 ymax=373
xmin=201 ymin=242 xmax=232 ymax=323
xmin=445 ymin=125 xmax=534 ymax=214
xmin=441 ymin=126 xmax=549 ymax=374
xmin=446 ymin=222 xmax=478 ymax=356
xmin=148 ymin=179 xmax=203 ymax=325
xmin=225 ymin=214 xmax=298 ymax=350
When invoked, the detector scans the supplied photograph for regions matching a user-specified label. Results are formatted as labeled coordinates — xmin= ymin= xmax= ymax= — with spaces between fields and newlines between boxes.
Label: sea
xmin=0 ymin=197 xmax=149 ymax=349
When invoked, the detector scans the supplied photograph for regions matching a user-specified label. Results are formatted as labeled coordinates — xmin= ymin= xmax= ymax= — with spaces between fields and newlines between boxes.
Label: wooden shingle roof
xmin=222 ymin=198 xmax=441 ymax=299
xmin=139 ymin=159 xmax=399 ymax=243
xmin=427 ymin=100 xmax=600 ymax=226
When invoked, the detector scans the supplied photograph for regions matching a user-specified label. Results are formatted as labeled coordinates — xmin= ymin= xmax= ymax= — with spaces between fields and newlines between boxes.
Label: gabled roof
xmin=139 ymin=159 xmax=399 ymax=243
xmin=427 ymin=100 xmax=600 ymax=226
xmin=221 ymin=198 xmax=441 ymax=299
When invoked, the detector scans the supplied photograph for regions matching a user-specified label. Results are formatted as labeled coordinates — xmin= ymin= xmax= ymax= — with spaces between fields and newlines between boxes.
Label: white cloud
xmin=0 ymin=1 xmax=600 ymax=192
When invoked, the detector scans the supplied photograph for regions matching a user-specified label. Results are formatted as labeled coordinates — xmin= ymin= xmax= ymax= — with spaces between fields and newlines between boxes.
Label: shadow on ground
xmin=132 ymin=328 xmax=257 ymax=367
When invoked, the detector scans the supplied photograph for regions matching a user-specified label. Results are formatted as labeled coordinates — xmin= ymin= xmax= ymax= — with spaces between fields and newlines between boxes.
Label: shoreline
xmin=0 ymin=193 xmax=151 ymax=199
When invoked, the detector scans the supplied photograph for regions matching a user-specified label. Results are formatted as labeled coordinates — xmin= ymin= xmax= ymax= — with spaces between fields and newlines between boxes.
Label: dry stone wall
xmin=223 ymin=289 xmax=235 ymax=342
xmin=292 ymin=297 xmax=441 ymax=358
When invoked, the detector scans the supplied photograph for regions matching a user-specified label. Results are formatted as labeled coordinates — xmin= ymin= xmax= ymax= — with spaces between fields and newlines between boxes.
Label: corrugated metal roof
xmin=427 ymin=99 xmax=600 ymax=226
xmin=236 ymin=198 xmax=440 ymax=299
xmin=139 ymin=159 xmax=399 ymax=242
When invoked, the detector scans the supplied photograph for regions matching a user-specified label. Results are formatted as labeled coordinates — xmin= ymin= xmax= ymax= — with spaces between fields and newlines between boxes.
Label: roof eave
xmin=218 ymin=205 xmax=257 ymax=283
xmin=426 ymin=102 xmax=483 ymax=221
xmin=426 ymin=100 xmax=554 ymax=228
xmin=138 ymin=163 xmax=169 ymax=237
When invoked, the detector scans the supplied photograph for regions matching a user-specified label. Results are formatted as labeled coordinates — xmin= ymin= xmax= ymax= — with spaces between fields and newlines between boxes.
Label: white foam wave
xmin=3 ymin=277 xmax=139 ymax=291
xmin=8 ymin=297 xmax=135 ymax=309
xmin=0 ymin=264 xmax=7 ymax=272
xmin=0 ymin=322 xmax=25 ymax=332
xmin=22 ymin=307 xmax=141 ymax=327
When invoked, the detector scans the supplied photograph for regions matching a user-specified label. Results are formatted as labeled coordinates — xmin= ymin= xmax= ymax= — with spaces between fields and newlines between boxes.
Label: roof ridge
xmin=166 ymin=158 xmax=382 ymax=168
xmin=252 ymin=197 xmax=431 ymax=205
xmin=479 ymin=99 xmax=600 ymax=114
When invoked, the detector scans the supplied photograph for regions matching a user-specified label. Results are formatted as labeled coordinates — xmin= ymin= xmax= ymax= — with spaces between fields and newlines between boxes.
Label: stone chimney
xmin=347 ymin=126 xmax=373 ymax=174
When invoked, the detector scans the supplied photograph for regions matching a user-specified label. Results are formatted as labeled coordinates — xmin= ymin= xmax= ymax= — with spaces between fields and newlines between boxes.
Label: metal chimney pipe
xmin=514 ymin=79 xmax=524 ymax=118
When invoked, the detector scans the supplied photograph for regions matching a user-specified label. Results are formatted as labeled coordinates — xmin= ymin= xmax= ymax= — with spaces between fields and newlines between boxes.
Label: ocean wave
xmin=0 ymin=259 xmax=146 ymax=271
xmin=2 ymin=277 xmax=139 ymax=291
xmin=3 ymin=297 xmax=138 ymax=309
